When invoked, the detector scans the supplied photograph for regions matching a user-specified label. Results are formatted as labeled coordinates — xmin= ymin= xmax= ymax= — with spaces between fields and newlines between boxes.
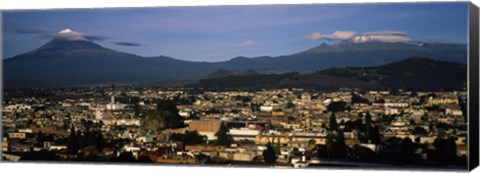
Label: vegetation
xmin=329 ymin=112 xmax=338 ymax=131
xmin=189 ymin=57 xmax=467 ymax=91
xmin=170 ymin=130 xmax=206 ymax=145
xmin=262 ymin=141 xmax=277 ymax=163
xmin=327 ymin=101 xmax=347 ymax=112
xmin=215 ymin=123 xmax=233 ymax=146
xmin=141 ymin=99 xmax=183 ymax=131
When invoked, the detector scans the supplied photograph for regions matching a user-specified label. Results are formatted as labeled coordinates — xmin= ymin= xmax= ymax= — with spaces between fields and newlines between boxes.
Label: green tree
xmin=142 ymin=111 xmax=166 ymax=130
xmin=263 ymin=142 xmax=277 ymax=163
xmin=400 ymin=138 xmax=415 ymax=164
xmin=412 ymin=126 xmax=427 ymax=135
xmin=274 ymin=137 xmax=281 ymax=155
xmin=365 ymin=111 xmax=372 ymax=142
xmin=336 ymin=129 xmax=347 ymax=159
xmin=329 ymin=112 xmax=338 ymax=131
xmin=66 ymin=125 xmax=78 ymax=154
xmin=326 ymin=130 xmax=347 ymax=159
xmin=140 ymin=99 xmax=184 ymax=130
xmin=86 ymin=132 xmax=97 ymax=147
xmin=307 ymin=139 xmax=317 ymax=151
xmin=433 ymin=136 xmax=458 ymax=164
xmin=351 ymin=144 xmax=376 ymax=162
xmin=170 ymin=130 xmax=207 ymax=145
xmin=215 ymin=123 xmax=233 ymax=146
xmin=327 ymin=101 xmax=347 ymax=112
xmin=95 ymin=131 xmax=106 ymax=150
xmin=285 ymin=101 xmax=295 ymax=109
xmin=75 ymin=130 xmax=86 ymax=150
xmin=370 ymin=125 xmax=381 ymax=144
xmin=111 ymin=152 xmax=137 ymax=162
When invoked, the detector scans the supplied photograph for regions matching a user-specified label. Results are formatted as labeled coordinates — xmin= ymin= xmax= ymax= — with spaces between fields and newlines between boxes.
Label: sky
xmin=1 ymin=2 xmax=469 ymax=62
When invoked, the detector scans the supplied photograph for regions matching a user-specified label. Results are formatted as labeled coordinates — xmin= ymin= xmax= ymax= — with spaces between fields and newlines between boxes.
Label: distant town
xmin=1 ymin=86 xmax=468 ymax=169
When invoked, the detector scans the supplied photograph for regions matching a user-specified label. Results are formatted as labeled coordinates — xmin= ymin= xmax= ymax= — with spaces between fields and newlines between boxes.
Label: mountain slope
xmin=211 ymin=42 xmax=467 ymax=73
xmin=3 ymin=29 xmax=467 ymax=87
xmin=189 ymin=57 xmax=467 ymax=91
xmin=4 ymin=30 xmax=215 ymax=87
xmin=204 ymin=69 xmax=259 ymax=79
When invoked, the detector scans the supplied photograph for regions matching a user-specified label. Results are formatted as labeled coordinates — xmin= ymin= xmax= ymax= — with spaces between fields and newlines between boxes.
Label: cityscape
xmin=1 ymin=87 xmax=469 ymax=168
xmin=1 ymin=2 xmax=471 ymax=170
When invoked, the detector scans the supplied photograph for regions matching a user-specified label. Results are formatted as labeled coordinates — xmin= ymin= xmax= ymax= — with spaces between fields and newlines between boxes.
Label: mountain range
xmin=3 ymin=29 xmax=467 ymax=88
xmin=189 ymin=57 xmax=467 ymax=91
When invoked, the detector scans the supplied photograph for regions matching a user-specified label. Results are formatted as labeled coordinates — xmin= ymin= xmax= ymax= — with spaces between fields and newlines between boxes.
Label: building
xmin=8 ymin=132 xmax=26 ymax=139
xmin=106 ymin=95 xmax=126 ymax=110
xmin=2 ymin=137 xmax=8 ymax=152
xmin=188 ymin=120 xmax=222 ymax=140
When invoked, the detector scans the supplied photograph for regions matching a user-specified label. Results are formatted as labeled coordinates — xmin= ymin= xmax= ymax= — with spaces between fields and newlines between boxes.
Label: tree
xmin=326 ymin=130 xmax=347 ymax=159
xmin=66 ymin=125 xmax=78 ymax=154
xmin=351 ymin=144 xmax=376 ymax=162
xmin=111 ymin=152 xmax=137 ymax=162
xmin=307 ymin=139 xmax=317 ymax=151
xmin=329 ymin=112 xmax=338 ymax=131
xmin=285 ymin=101 xmax=295 ymax=109
xmin=141 ymin=111 xmax=166 ymax=131
xmin=170 ymin=130 xmax=207 ymax=145
xmin=400 ymin=138 xmax=415 ymax=164
xmin=95 ymin=131 xmax=106 ymax=150
xmin=140 ymin=99 xmax=184 ymax=130
xmin=274 ymin=137 xmax=281 ymax=155
xmin=215 ymin=123 xmax=233 ymax=146
xmin=86 ymin=132 xmax=97 ymax=147
xmin=327 ymin=101 xmax=347 ymax=112
xmin=75 ymin=130 xmax=86 ymax=150
xmin=370 ymin=125 xmax=381 ymax=144
xmin=263 ymin=142 xmax=277 ymax=163
xmin=433 ymin=136 xmax=458 ymax=164
xmin=412 ymin=126 xmax=427 ymax=135
xmin=365 ymin=111 xmax=372 ymax=141
xmin=336 ymin=129 xmax=347 ymax=159
xmin=351 ymin=93 xmax=369 ymax=104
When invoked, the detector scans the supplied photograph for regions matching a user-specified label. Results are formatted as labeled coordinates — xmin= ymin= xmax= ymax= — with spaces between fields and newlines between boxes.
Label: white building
xmin=106 ymin=95 xmax=126 ymax=110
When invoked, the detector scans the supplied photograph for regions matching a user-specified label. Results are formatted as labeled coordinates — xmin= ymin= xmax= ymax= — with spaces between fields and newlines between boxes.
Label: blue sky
xmin=2 ymin=2 xmax=468 ymax=62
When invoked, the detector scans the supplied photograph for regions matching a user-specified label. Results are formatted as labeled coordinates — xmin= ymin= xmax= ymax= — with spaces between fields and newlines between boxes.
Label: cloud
xmin=363 ymin=30 xmax=408 ymax=36
xmin=240 ymin=40 xmax=256 ymax=46
xmin=39 ymin=34 xmax=108 ymax=42
xmin=304 ymin=31 xmax=357 ymax=41
xmin=351 ymin=30 xmax=411 ymax=43
xmin=113 ymin=42 xmax=142 ymax=47
xmin=84 ymin=35 xmax=108 ymax=41
xmin=9 ymin=27 xmax=48 ymax=34
xmin=305 ymin=30 xmax=413 ymax=43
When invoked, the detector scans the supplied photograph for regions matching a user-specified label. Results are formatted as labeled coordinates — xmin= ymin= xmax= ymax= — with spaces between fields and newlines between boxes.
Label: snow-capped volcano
xmin=56 ymin=28 xmax=89 ymax=41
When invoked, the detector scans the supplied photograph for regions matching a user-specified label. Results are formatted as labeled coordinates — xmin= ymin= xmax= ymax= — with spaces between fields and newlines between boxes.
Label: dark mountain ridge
xmin=189 ymin=57 xmax=467 ymax=91
xmin=3 ymin=33 xmax=467 ymax=87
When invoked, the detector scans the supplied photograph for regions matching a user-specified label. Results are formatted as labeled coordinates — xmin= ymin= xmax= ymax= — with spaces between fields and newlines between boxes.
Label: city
xmin=1 ymin=87 xmax=468 ymax=168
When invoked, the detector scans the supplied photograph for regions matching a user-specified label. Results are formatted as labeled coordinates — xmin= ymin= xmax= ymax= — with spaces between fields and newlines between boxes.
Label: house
xmin=2 ymin=137 xmax=8 ymax=152
xmin=10 ymin=144 xmax=32 ymax=152
xmin=188 ymin=120 xmax=222 ymax=140
xmin=80 ymin=146 xmax=101 ymax=157
xmin=8 ymin=132 xmax=26 ymax=139
xmin=156 ymin=154 xmax=195 ymax=164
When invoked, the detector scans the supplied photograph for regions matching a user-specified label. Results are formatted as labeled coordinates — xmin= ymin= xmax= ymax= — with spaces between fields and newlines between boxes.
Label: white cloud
xmin=304 ymin=32 xmax=322 ymax=40
xmin=351 ymin=35 xmax=411 ymax=43
xmin=351 ymin=30 xmax=411 ymax=43
xmin=304 ymin=31 xmax=357 ymax=41
xmin=363 ymin=30 xmax=408 ymax=36
xmin=240 ymin=40 xmax=256 ymax=46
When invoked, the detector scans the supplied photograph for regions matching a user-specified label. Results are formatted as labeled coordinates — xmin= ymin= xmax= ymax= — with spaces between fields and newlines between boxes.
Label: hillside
xmin=188 ymin=57 xmax=467 ymax=91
